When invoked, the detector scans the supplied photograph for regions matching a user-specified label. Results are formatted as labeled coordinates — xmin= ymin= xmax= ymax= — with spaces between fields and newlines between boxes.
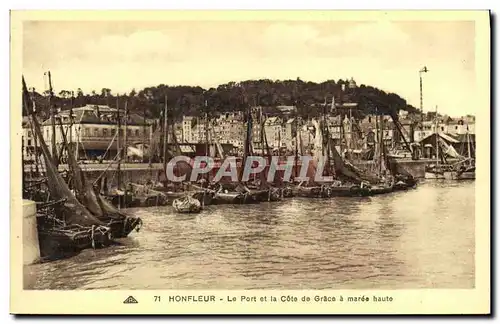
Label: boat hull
xmin=443 ymin=171 xmax=475 ymax=180
xmin=424 ymin=171 xmax=445 ymax=179
xmin=369 ymin=185 xmax=394 ymax=195
xmin=172 ymin=196 xmax=202 ymax=213
xmin=212 ymin=192 xmax=254 ymax=204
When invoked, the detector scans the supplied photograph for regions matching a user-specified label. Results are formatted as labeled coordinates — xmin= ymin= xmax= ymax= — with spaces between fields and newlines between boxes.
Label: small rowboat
xmin=172 ymin=195 xmax=202 ymax=213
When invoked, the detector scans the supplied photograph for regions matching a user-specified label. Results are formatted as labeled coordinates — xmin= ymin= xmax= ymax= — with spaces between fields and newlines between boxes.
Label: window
xmin=103 ymin=128 xmax=108 ymax=137
xmin=441 ymin=127 xmax=445 ymax=131
xmin=94 ymin=128 xmax=98 ymax=136
xmin=111 ymin=129 xmax=116 ymax=136
xmin=28 ymin=130 xmax=32 ymax=137
xmin=27 ymin=139 xmax=32 ymax=146
xmin=135 ymin=129 xmax=139 ymax=136
xmin=85 ymin=128 xmax=90 ymax=137
xmin=455 ymin=126 xmax=458 ymax=130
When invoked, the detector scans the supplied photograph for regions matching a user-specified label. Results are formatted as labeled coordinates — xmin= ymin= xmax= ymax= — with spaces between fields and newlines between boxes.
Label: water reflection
xmin=25 ymin=180 xmax=475 ymax=290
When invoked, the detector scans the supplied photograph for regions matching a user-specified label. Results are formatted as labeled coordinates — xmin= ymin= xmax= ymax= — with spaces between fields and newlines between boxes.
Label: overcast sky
xmin=22 ymin=20 xmax=476 ymax=116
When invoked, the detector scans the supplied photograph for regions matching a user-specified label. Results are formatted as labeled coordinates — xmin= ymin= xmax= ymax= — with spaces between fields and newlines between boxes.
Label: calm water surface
xmin=24 ymin=180 xmax=475 ymax=290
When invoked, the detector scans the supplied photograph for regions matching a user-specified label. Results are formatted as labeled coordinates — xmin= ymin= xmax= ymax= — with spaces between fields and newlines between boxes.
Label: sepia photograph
xmin=10 ymin=9 xmax=490 ymax=315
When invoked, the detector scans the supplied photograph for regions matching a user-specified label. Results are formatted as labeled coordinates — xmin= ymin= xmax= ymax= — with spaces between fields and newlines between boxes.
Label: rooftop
xmin=41 ymin=104 xmax=149 ymax=126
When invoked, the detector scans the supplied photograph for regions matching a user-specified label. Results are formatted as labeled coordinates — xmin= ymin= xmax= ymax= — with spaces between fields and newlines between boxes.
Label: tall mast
xmin=374 ymin=107 xmax=380 ymax=175
xmin=467 ymin=128 xmax=471 ymax=161
xmin=435 ymin=105 xmax=439 ymax=165
xmin=30 ymin=89 xmax=40 ymax=176
xmin=116 ymin=98 xmax=122 ymax=209
xmin=22 ymin=134 xmax=26 ymax=188
xmin=205 ymin=99 xmax=209 ymax=156
xmin=162 ymin=95 xmax=168 ymax=175
xmin=380 ymin=115 xmax=384 ymax=175
xmin=294 ymin=116 xmax=299 ymax=178
xmin=148 ymin=122 xmax=153 ymax=169
xmin=124 ymin=99 xmax=128 ymax=177
xmin=143 ymin=97 xmax=146 ymax=163
xmin=46 ymin=71 xmax=57 ymax=166
xmin=69 ymin=91 xmax=73 ymax=148
xmin=260 ymin=106 xmax=265 ymax=157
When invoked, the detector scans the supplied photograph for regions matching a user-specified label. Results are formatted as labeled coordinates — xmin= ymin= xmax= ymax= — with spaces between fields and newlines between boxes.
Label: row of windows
xmin=83 ymin=128 xmax=149 ymax=138
xmin=42 ymin=127 xmax=149 ymax=139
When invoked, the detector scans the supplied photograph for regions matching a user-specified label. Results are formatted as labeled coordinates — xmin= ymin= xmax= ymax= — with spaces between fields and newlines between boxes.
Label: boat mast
xmin=435 ymin=105 xmax=439 ymax=165
xmin=46 ymin=71 xmax=57 ymax=167
xmin=69 ymin=92 xmax=74 ymax=151
xmin=294 ymin=115 xmax=299 ymax=178
xmin=380 ymin=114 xmax=385 ymax=175
xmin=22 ymin=134 xmax=25 ymax=190
xmin=143 ymin=98 xmax=146 ymax=164
xmin=466 ymin=127 xmax=471 ymax=165
xmin=205 ymin=99 xmax=209 ymax=157
xmin=148 ymin=122 xmax=153 ymax=168
xmin=124 ymin=99 xmax=128 ymax=189
xmin=204 ymin=98 xmax=210 ymax=182
xmin=162 ymin=95 xmax=168 ymax=178
xmin=259 ymin=106 xmax=265 ymax=157
xmin=30 ymin=89 xmax=40 ymax=177
xmin=116 ymin=98 xmax=122 ymax=209
xmin=373 ymin=107 xmax=380 ymax=176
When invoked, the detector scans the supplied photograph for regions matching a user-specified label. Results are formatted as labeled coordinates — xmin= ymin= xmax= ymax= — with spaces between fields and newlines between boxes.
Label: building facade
xmin=40 ymin=105 xmax=151 ymax=161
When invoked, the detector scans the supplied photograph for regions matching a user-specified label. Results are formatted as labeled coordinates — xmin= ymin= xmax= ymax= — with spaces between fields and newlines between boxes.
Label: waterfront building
xmin=22 ymin=116 xmax=39 ymax=164
xmin=40 ymin=104 xmax=151 ymax=161
xmin=211 ymin=112 xmax=245 ymax=148
xmin=263 ymin=116 xmax=283 ymax=149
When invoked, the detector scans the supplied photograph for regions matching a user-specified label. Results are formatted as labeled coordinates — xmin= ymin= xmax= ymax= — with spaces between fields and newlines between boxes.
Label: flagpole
xmin=419 ymin=66 xmax=429 ymax=123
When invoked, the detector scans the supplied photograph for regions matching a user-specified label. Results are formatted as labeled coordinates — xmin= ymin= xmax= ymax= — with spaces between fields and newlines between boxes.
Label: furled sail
xmin=438 ymin=137 xmax=463 ymax=159
xmin=328 ymin=138 xmax=364 ymax=183
xmin=22 ymin=76 xmax=104 ymax=226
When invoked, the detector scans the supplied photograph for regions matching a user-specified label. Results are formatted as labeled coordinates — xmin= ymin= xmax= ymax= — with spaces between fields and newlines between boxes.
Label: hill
xmin=22 ymin=78 xmax=419 ymax=121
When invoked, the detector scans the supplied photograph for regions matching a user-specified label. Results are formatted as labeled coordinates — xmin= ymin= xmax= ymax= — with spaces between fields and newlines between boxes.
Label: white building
xmin=40 ymin=104 xmax=151 ymax=160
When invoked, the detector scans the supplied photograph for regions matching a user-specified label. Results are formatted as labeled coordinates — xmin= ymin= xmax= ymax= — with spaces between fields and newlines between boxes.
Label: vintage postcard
xmin=10 ymin=10 xmax=490 ymax=315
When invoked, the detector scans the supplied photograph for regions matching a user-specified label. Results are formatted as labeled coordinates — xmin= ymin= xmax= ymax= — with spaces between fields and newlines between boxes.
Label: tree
xmin=101 ymin=88 xmax=112 ymax=98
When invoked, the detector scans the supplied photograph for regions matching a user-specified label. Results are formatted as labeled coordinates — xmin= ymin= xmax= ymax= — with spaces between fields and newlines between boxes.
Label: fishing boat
xmin=172 ymin=195 xmax=202 ymax=213
xmin=124 ymin=182 xmax=169 ymax=207
xmin=22 ymin=76 xmax=118 ymax=259
xmin=443 ymin=162 xmax=475 ymax=180
xmin=328 ymin=180 xmax=372 ymax=197
xmin=191 ymin=189 xmax=215 ymax=206
xmin=34 ymin=198 xmax=113 ymax=260
xmin=294 ymin=181 xmax=327 ymax=198
xmin=424 ymin=106 xmax=450 ymax=179
xmin=443 ymin=132 xmax=475 ymax=180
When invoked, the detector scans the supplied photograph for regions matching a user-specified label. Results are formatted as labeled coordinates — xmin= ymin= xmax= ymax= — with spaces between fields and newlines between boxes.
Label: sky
xmin=22 ymin=20 xmax=476 ymax=116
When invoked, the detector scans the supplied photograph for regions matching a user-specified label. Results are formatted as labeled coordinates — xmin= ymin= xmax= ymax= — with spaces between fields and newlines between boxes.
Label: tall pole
xmin=30 ymin=88 xmax=40 ymax=176
xmin=205 ymin=99 xmax=209 ymax=156
xmin=143 ymin=100 xmax=146 ymax=163
xmin=294 ymin=115 xmax=299 ymax=178
xmin=116 ymin=98 xmax=122 ymax=209
xmin=162 ymin=95 xmax=168 ymax=175
xmin=435 ymin=105 xmax=439 ymax=164
xmin=419 ymin=66 xmax=428 ymax=123
xmin=124 ymin=100 xmax=128 ymax=165
xmin=46 ymin=71 xmax=57 ymax=166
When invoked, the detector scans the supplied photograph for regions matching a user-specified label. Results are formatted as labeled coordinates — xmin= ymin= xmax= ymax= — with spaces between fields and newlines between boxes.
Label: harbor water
xmin=24 ymin=180 xmax=475 ymax=290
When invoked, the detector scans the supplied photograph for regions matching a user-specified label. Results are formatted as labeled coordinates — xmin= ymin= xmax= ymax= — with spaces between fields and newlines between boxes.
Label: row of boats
xmin=22 ymin=77 xmax=144 ymax=261
xmin=22 ymin=73 xmax=470 ymax=261
xmin=162 ymin=174 xmax=417 ymax=214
